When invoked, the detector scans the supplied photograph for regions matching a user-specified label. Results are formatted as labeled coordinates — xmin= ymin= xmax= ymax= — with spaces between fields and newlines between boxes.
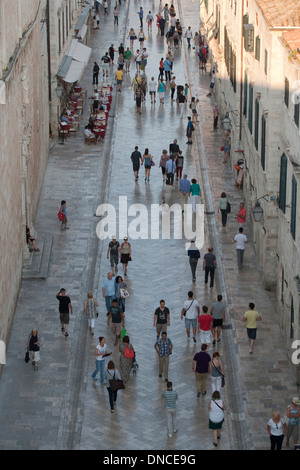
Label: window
xmin=58 ymin=17 xmax=61 ymax=53
xmin=248 ymin=83 xmax=253 ymax=134
xmin=284 ymin=78 xmax=289 ymax=108
xmin=290 ymin=297 xmax=294 ymax=339
xmin=254 ymin=98 xmax=259 ymax=150
xmin=255 ymin=36 xmax=260 ymax=61
xmin=261 ymin=115 xmax=266 ymax=170
xmin=291 ymin=175 xmax=297 ymax=240
xmin=243 ymin=72 xmax=248 ymax=117
xmin=279 ymin=153 xmax=287 ymax=213
xmin=264 ymin=49 xmax=268 ymax=75
xmin=244 ymin=24 xmax=254 ymax=52
xmin=294 ymin=99 xmax=300 ymax=128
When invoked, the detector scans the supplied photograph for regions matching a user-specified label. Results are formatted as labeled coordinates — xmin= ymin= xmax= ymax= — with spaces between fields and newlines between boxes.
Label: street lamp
xmin=223 ymin=112 xmax=231 ymax=131
xmin=252 ymin=201 xmax=264 ymax=222
xmin=55 ymin=84 xmax=64 ymax=98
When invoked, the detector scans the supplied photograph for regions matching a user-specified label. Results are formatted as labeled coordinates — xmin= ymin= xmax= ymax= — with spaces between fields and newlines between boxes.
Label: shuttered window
xmin=284 ymin=78 xmax=289 ymax=108
xmin=261 ymin=115 xmax=266 ymax=170
xmin=294 ymin=100 xmax=300 ymax=128
xmin=248 ymin=83 xmax=253 ymax=134
xmin=255 ymin=36 xmax=260 ymax=61
xmin=279 ymin=153 xmax=287 ymax=213
xmin=243 ymin=72 xmax=248 ymax=117
xmin=254 ymin=98 xmax=259 ymax=150
xmin=291 ymin=175 xmax=297 ymax=240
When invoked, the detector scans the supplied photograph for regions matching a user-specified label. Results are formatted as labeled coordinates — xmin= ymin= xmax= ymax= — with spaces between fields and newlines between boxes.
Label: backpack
xmin=124 ymin=345 xmax=134 ymax=359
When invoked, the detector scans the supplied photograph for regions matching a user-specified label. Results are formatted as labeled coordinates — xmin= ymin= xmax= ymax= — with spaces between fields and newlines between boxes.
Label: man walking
xmin=107 ymin=298 xmax=124 ymax=346
xmin=155 ymin=331 xmax=173 ymax=381
xmin=197 ymin=306 xmax=213 ymax=348
xmin=181 ymin=291 xmax=200 ymax=342
xmin=233 ymin=227 xmax=248 ymax=269
xmin=107 ymin=236 xmax=120 ymax=274
xmin=192 ymin=344 xmax=212 ymax=397
xmin=180 ymin=174 xmax=191 ymax=213
xmin=101 ymin=272 xmax=115 ymax=315
xmin=177 ymin=91 xmax=186 ymax=119
xmin=203 ymin=247 xmax=216 ymax=288
xmin=165 ymin=157 xmax=176 ymax=186
xmin=235 ymin=202 xmax=246 ymax=227
xmin=187 ymin=240 xmax=200 ymax=282
xmin=210 ymin=294 xmax=226 ymax=345
xmin=131 ymin=146 xmax=142 ymax=181
xmin=56 ymin=288 xmax=73 ymax=337
xmin=242 ymin=302 xmax=262 ymax=354
xmin=153 ymin=299 xmax=170 ymax=339
xmin=162 ymin=381 xmax=178 ymax=438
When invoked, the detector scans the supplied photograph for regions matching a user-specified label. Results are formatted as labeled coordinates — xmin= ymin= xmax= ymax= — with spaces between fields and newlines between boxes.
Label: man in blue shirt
xmin=179 ymin=174 xmax=190 ymax=212
xmin=101 ymin=272 xmax=116 ymax=315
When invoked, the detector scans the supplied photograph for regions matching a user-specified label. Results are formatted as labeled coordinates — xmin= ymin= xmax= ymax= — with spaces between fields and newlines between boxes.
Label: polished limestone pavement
xmin=0 ymin=0 xmax=298 ymax=452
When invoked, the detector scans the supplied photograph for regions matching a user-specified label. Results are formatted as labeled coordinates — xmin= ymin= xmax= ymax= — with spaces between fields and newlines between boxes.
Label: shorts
xmin=110 ymin=254 xmax=119 ymax=266
xmin=210 ymin=82 xmax=215 ymax=89
xmin=145 ymin=165 xmax=151 ymax=169
xmin=111 ymin=322 xmax=122 ymax=337
xmin=156 ymin=323 xmax=167 ymax=335
xmin=103 ymin=63 xmax=109 ymax=70
xmin=149 ymin=91 xmax=156 ymax=95
xmin=117 ymin=79 xmax=122 ymax=85
xmin=213 ymin=318 xmax=223 ymax=328
xmin=247 ymin=328 xmax=257 ymax=340
xmin=185 ymin=317 xmax=197 ymax=329
xmin=199 ymin=329 xmax=212 ymax=344
xmin=60 ymin=312 xmax=70 ymax=325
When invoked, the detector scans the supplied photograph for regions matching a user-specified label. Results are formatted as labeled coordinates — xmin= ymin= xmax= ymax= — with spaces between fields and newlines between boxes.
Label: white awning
xmin=57 ymin=39 xmax=92 ymax=83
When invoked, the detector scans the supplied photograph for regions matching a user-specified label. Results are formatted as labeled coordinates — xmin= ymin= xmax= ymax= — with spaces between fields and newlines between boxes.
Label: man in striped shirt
xmin=162 ymin=381 xmax=178 ymax=438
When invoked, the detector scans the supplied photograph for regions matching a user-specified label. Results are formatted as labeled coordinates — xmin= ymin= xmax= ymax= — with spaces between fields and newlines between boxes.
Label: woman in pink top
xmin=198 ymin=306 xmax=213 ymax=347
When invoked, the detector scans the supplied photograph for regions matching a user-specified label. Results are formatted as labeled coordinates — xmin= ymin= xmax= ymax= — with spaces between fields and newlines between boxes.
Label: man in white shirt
xmin=185 ymin=26 xmax=193 ymax=48
xmin=149 ymin=77 xmax=157 ymax=103
xmin=233 ymin=227 xmax=248 ymax=269
xmin=181 ymin=291 xmax=200 ymax=342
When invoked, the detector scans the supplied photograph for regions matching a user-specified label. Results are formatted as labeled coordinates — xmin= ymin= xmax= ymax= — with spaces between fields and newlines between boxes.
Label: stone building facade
xmin=200 ymin=0 xmax=300 ymax=383
xmin=0 ymin=0 xmax=49 ymax=344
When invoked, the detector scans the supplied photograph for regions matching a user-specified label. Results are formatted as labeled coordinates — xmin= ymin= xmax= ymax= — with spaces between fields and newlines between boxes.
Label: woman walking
xmin=27 ymin=329 xmax=40 ymax=371
xmin=208 ymin=391 xmax=226 ymax=447
xmin=91 ymin=336 xmax=109 ymax=383
xmin=159 ymin=149 xmax=170 ymax=183
xmin=134 ymin=85 xmax=144 ymax=114
xmin=210 ymin=352 xmax=225 ymax=393
xmin=142 ymin=148 xmax=153 ymax=182
xmin=267 ymin=410 xmax=286 ymax=450
xmin=158 ymin=78 xmax=166 ymax=104
xmin=119 ymin=237 xmax=132 ymax=276
xmin=175 ymin=150 xmax=184 ymax=180
xmin=189 ymin=178 xmax=201 ymax=213
xmin=115 ymin=275 xmax=127 ymax=313
xmin=119 ymin=335 xmax=135 ymax=383
xmin=105 ymin=360 xmax=122 ymax=413
xmin=83 ymin=291 xmax=99 ymax=335
xmin=218 ymin=192 xmax=228 ymax=227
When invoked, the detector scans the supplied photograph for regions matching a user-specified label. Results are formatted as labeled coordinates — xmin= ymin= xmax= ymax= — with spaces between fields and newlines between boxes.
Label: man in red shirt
xmin=236 ymin=202 xmax=246 ymax=226
xmin=197 ymin=305 xmax=213 ymax=348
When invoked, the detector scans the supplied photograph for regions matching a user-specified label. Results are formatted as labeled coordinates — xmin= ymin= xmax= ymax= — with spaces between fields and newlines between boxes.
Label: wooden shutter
xmin=261 ymin=115 xmax=266 ymax=170
xmin=291 ymin=175 xmax=297 ymax=240
xmin=279 ymin=154 xmax=287 ymax=213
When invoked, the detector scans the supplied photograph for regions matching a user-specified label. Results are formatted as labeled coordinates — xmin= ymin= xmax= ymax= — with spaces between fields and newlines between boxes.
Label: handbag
xmin=151 ymin=160 xmax=155 ymax=166
xmin=226 ymin=202 xmax=231 ymax=213
xmin=25 ymin=350 xmax=30 ymax=363
xmin=212 ymin=361 xmax=225 ymax=387
xmin=120 ymin=287 xmax=129 ymax=299
xmin=57 ymin=211 xmax=64 ymax=221
xmin=109 ymin=372 xmax=125 ymax=391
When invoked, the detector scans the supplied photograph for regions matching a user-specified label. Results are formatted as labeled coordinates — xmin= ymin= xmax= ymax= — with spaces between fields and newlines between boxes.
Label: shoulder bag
xmin=212 ymin=361 xmax=225 ymax=387
xmin=183 ymin=299 xmax=194 ymax=316
xmin=109 ymin=371 xmax=125 ymax=392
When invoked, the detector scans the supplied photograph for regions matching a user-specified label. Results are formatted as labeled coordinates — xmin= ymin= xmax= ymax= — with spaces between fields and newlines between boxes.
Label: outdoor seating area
xmin=58 ymin=86 xmax=86 ymax=141
xmin=84 ymin=83 xmax=113 ymax=144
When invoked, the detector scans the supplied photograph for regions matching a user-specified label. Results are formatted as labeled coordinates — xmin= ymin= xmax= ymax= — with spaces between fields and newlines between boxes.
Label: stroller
xmin=132 ymin=351 xmax=139 ymax=375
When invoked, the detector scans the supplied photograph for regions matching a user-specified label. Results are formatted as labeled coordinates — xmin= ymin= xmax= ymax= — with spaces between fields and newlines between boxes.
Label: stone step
xmin=22 ymin=232 xmax=53 ymax=280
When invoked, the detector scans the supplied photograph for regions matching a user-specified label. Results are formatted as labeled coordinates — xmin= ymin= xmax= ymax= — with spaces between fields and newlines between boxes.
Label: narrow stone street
xmin=0 ymin=0 xmax=298 ymax=453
